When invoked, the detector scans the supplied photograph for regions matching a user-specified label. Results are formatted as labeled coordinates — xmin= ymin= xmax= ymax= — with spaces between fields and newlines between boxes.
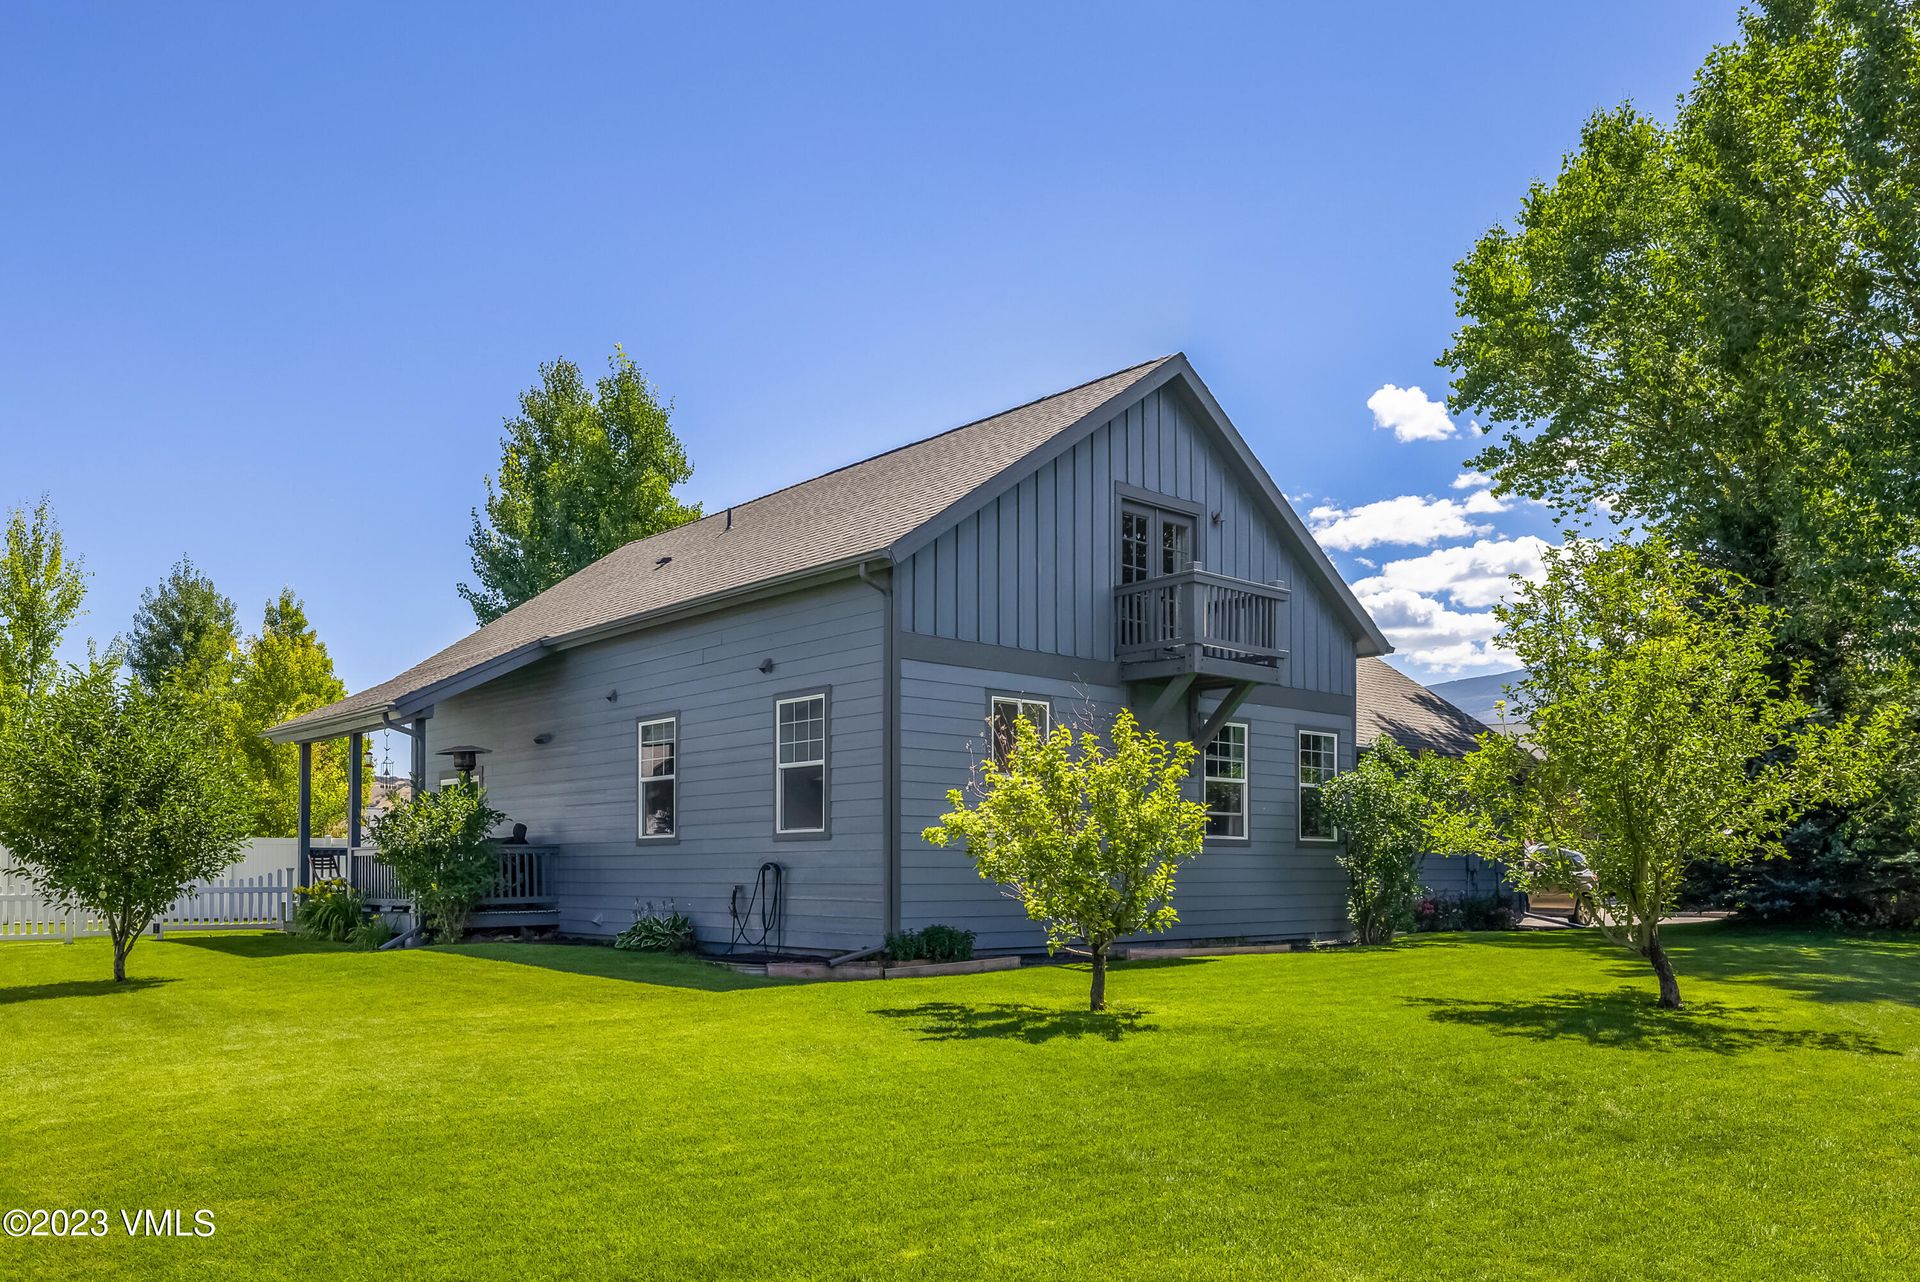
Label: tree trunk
xmin=1646 ymin=931 xmax=1683 ymax=1010
xmin=1089 ymin=943 xmax=1109 ymax=1012
xmin=112 ymin=929 xmax=134 ymax=983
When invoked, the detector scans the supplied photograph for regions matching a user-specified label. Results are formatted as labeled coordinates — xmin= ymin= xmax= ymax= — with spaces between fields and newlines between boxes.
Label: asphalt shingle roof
xmin=274 ymin=356 xmax=1175 ymax=740
xmin=1356 ymin=657 xmax=1489 ymax=758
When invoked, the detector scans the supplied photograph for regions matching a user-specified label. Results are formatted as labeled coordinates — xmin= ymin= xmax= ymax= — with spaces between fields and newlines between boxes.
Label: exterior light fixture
xmin=436 ymin=744 xmax=492 ymax=776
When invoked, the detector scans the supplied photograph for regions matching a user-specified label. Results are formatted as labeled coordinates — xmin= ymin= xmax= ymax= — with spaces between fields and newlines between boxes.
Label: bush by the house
xmin=347 ymin=915 xmax=395 ymax=949
xmin=294 ymin=877 xmax=366 ymax=942
xmin=614 ymin=901 xmax=696 ymax=953
xmin=882 ymin=924 xmax=975 ymax=964
xmin=366 ymin=779 xmax=506 ymax=943
xmin=1413 ymin=893 xmax=1517 ymax=934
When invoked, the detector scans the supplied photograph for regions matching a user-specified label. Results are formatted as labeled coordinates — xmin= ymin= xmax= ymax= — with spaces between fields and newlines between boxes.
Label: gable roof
xmin=272 ymin=354 xmax=1389 ymax=743
xmin=1356 ymin=657 xmax=1489 ymax=758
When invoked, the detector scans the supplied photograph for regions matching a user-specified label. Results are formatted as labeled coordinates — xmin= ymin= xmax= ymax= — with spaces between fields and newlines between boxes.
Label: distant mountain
xmin=1426 ymin=669 xmax=1527 ymax=727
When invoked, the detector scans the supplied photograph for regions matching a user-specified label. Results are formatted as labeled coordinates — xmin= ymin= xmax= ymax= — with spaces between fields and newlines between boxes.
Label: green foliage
xmin=0 ymin=495 xmax=87 ymax=709
xmin=1428 ymin=538 xmax=1893 ymax=1008
xmin=882 ymin=925 xmax=976 ymax=964
xmin=347 ymin=914 xmax=395 ymax=950
xmin=294 ymin=877 xmax=367 ymax=942
xmin=614 ymin=901 xmax=697 ymax=953
xmin=366 ymin=779 xmax=506 ymax=943
xmin=460 ymin=348 xmax=702 ymax=623
xmin=923 ymin=708 xmax=1207 ymax=1010
xmin=126 ymin=556 xmax=239 ymax=695
xmin=1319 ymin=736 xmax=1455 ymax=944
xmin=0 ymin=657 xmax=249 ymax=980
xmin=231 ymin=590 xmax=356 ymax=836
xmin=1443 ymin=0 xmax=1920 ymax=712
xmin=1412 ymin=893 xmax=1517 ymax=934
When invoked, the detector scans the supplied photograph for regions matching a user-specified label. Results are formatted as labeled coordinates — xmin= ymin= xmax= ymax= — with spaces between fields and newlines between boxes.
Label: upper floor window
xmin=1298 ymin=730 xmax=1339 ymax=842
xmin=989 ymin=695 xmax=1051 ymax=768
xmin=1204 ymin=722 xmax=1249 ymax=839
xmin=776 ymin=693 xmax=828 ymax=834
xmin=1119 ymin=500 xmax=1196 ymax=584
xmin=638 ymin=716 xmax=678 ymax=839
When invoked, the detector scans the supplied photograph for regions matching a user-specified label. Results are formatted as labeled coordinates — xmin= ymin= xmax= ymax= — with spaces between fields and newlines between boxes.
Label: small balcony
xmin=1114 ymin=565 xmax=1289 ymax=684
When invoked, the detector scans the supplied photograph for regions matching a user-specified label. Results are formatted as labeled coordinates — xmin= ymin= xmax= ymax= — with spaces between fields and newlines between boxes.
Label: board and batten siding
xmin=899 ymin=658 xmax=1356 ymax=952
xmin=425 ymin=578 xmax=886 ymax=953
xmin=894 ymin=385 xmax=1357 ymax=698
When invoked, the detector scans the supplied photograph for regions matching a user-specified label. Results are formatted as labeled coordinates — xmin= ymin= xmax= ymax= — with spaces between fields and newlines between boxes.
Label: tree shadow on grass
xmin=164 ymin=934 xmax=344 ymax=960
xmin=1659 ymin=930 xmax=1920 ymax=1008
xmin=0 ymin=977 xmax=175 ymax=1006
xmin=1409 ymin=988 xmax=1894 ymax=1056
xmin=875 ymin=1001 xmax=1158 ymax=1043
xmin=433 ymin=943 xmax=780 ymax=993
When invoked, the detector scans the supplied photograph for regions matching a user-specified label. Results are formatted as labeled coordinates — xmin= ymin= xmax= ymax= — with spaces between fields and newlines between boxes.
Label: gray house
xmin=272 ymin=354 xmax=1403 ymax=955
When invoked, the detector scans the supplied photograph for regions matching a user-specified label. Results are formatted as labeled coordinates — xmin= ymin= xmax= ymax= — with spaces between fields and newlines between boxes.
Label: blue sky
xmin=2 ymin=2 xmax=1742 ymax=756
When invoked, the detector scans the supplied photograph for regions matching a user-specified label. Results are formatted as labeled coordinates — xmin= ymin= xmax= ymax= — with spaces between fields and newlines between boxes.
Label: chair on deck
xmin=308 ymin=849 xmax=342 ymax=881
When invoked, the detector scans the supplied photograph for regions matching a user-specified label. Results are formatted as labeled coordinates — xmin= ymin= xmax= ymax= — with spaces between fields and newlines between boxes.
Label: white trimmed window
xmin=1299 ymin=730 xmax=1339 ymax=842
xmin=989 ymin=695 xmax=1051 ymax=768
xmin=638 ymin=717 xmax=677 ymax=839
xmin=1204 ymin=722 xmax=1249 ymax=839
xmin=776 ymin=694 xmax=828 ymax=834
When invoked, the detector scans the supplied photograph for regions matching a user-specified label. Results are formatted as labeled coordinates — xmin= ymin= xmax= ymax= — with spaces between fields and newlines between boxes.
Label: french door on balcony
xmin=1119 ymin=501 xmax=1198 ymax=649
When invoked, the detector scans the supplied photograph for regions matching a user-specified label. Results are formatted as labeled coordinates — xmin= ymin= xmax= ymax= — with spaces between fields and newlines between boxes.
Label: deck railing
xmin=346 ymin=844 xmax=555 ymax=907
xmin=1114 ymin=566 xmax=1289 ymax=666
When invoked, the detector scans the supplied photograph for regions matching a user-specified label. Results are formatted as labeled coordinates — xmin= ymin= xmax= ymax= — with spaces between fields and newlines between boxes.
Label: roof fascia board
xmin=546 ymin=558 xmax=880 ymax=655
xmin=387 ymin=638 xmax=554 ymax=721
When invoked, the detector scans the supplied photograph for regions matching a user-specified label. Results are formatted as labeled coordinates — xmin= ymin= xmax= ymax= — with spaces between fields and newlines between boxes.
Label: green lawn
xmin=3 ymin=926 xmax=1918 ymax=1280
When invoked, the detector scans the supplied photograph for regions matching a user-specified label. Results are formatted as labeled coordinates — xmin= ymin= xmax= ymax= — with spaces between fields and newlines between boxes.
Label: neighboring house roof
xmin=1356 ymin=657 xmax=1488 ymax=758
xmin=272 ymin=354 xmax=1390 ymax=743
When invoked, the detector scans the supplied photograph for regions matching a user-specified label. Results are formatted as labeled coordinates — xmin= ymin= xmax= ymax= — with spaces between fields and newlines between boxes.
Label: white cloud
xmin=1349 ymin=536 xmax=1555 ymax=675
xmin=1366 ymin=384 xmax=1459 ymax=442
xmin=1307 ymin=493 xmax=1509 ymax=551
xmin=1451 ymin=470 xmax=1493 ymax=490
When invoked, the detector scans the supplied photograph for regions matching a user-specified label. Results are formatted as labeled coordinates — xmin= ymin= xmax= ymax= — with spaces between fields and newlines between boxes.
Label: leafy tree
xmin=366 ymin=779 xmax=506 ymax=942
xmin=231 ymin=590 xmax=355 ymax=836
xmin=460 ymin=348 xmax=702 ymax=623
xmin=1442 ymin=0 xmax=1920 ymax=712
xmin=0 ymin=496 xmax=87 ymax=708
xmin=0 ymin=657 xmax=249 ymax=980
xmin=923 ymin=709 xmax=1208 ymax=1011
xmin=1320 ymin=736 xmax=1455 ymax=944
xmin=1428 ymin=538 xmax=1889 ymax=1009
xmin=126 ymin=556 xmax=239 ymax=695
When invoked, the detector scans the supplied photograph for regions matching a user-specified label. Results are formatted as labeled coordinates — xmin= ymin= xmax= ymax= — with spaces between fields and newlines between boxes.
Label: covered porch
xmin=277 ymin=711 xmax=560 ymax=935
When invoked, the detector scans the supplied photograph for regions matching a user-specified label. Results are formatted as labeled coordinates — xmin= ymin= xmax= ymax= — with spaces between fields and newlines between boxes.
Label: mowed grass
xmin=3 ymin=926 xmax=1919 ymax=1280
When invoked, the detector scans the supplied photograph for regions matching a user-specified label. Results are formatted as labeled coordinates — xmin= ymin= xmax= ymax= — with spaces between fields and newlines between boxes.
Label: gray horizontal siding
xmin=425 ymin=579 xmax=886 ymax=953
xmin=898 ymin=658 xmax=1357 ymax=952
xmin=895 ymin=386 xmax=1358 ymax=697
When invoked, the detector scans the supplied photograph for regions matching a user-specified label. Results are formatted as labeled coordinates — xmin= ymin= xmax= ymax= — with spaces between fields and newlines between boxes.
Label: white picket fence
xmin=0 ymin=857 xmax=296 ymax=942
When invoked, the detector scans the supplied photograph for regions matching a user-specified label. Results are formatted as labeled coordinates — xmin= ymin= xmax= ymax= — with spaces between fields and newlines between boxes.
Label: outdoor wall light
xmin=436 ymin=744 xmax=492 ymax=775
xmin=533 ymin=733 xmax=554 ymax=746
xmin=758 ymin=657 xmax=776 ymax=674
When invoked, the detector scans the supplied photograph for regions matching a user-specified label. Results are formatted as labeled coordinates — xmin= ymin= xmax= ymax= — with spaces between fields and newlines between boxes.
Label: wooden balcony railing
xmin=347 ymin=844 xmax=556 ymax=907
xmin=1114 ymin=565 xmax=1289 ymax=667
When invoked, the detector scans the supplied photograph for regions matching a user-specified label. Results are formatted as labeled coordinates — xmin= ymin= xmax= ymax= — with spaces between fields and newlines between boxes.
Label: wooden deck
xmin=310 ymin=844 xmax=561 ymax=928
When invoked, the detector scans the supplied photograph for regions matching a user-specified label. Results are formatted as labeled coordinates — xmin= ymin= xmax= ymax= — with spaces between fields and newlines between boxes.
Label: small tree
xmin=126 ymin=556 xmax=239 ymax=696
xmin=923 ymin=709 xmax=1208 ymax=1011
xmin=1320 ymin=736 xmax=1454 ymax=944
xmin=1428 ymin=538 xmax=1889 ymax=1009
xmin=0 ymin=658 xmax=249 ymax=980
xmin=367 ymin=780 xmax=506 ymax=942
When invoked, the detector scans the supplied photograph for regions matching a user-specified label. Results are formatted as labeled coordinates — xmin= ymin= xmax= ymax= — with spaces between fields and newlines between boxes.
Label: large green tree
xmin=0 ymin=656 xmax=250 ymax=980
xmin=126 ymin=556 xmax=239 ymax=696
xmin=232 ymin=589 xmax=356 ymax=837
xmin=0 ymin=496 xmax=87 ymax=708
xmin=460 ymin=348 xmax=702 ymax=623
xmin=1428 ymin=539 xmax=1887 ymax=1009
xmin=923 ymin=710 xmax=1208 ymax=1011
xmin=1443 ymin=0 xmax=1920 ymax=710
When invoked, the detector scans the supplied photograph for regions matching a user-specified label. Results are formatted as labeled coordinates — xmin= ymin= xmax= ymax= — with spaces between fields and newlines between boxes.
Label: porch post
xmin=347 ymin=731 xmax=364 ymax=850
xmin=410 ymin=714 xmax=430 ymax=794
xmin=296 ymin=740 xmax=312 ymax=887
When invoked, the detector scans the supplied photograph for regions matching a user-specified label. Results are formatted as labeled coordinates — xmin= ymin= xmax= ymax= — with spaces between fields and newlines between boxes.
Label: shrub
xmin=366 ymin=779 xmax=507 ymax=943
xmin=1413 ymin=893 xmax=1517 ymax=933
xmin=614 ymin=901 xmax=696 ymax=953
xmin=918 ymin=924 xmax=975 ymax=963
xmin=294 ymin=877 xmax=366 ymax=942
xmin=1318 ymin=737 xmax=1456 ymax=945
xmin=347 ymin=914 xmax=395 ymax=950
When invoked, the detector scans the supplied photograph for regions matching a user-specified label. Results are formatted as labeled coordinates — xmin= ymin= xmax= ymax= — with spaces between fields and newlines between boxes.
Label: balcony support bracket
xmin=1143 ymin=672 xmax=1196 ymax=730
xmin=1190 ymin=680 xmax=1259 ymax=748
